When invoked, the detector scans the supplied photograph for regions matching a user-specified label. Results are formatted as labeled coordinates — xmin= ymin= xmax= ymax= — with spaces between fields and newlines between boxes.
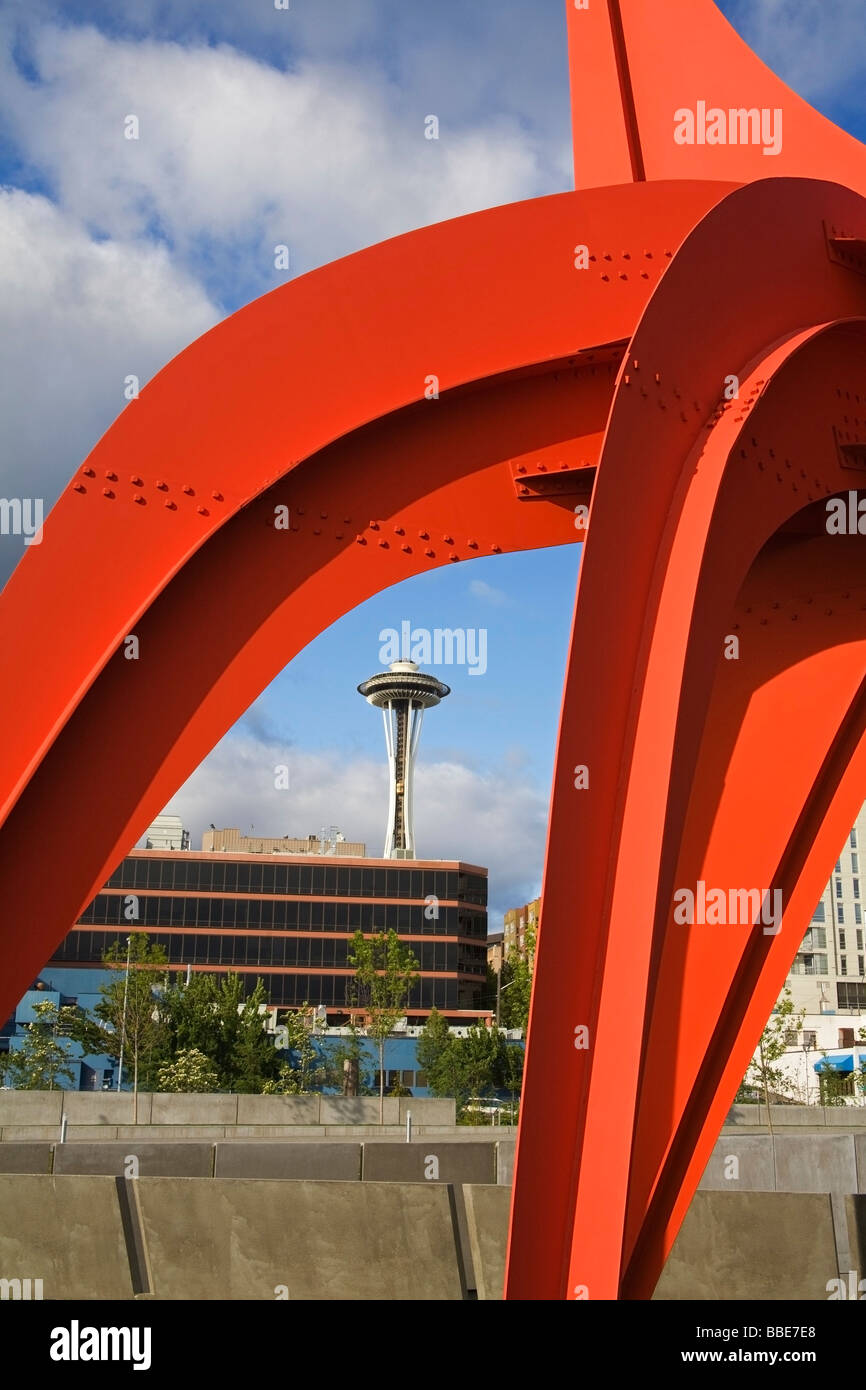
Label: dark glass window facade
xmin=53 ymin=853 xmax=488 ymax=1013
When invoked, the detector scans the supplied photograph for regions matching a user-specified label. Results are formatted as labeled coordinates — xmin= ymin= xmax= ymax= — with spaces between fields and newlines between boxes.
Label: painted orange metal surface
xmin=0 ymin=0 xmax=865 ymax=1299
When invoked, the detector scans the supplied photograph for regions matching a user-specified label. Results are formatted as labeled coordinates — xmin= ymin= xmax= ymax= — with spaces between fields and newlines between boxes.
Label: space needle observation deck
xmin=357 ymin=660 xmax=450 ymax=859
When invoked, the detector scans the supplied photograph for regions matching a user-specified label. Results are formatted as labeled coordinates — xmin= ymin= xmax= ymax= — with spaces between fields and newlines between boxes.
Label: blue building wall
xmin=2 ymin=967 xmax=522 ymax=1097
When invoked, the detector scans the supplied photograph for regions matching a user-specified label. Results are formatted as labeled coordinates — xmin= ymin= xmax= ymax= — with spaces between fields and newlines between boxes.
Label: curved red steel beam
xmin=507 ymin=176 xmax=866 ymax=1299
xmin=0 ymin=181 xmax=731 ymax=1027
xmin=568 ymin=0 xmax=866 ymax=195
xmin=0 ymin=0 xmax=864 ymax=1306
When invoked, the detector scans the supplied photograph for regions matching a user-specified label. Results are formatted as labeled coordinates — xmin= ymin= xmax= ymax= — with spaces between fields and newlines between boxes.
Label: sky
xmin=1 ymin=0 xmax=864 ymax=928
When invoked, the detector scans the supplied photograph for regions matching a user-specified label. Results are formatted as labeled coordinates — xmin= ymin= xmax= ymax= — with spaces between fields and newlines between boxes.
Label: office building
xmin=49 ymin=849 xmax=489 ymax=1019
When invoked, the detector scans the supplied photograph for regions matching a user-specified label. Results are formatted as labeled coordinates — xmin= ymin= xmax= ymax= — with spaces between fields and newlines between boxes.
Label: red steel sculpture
xmin=0 ymin=0 xmax=865 ymax=1299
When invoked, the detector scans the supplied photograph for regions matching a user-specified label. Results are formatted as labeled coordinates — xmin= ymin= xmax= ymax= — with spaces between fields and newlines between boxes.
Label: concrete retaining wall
xmin=0 ymin=1175 xmax=135 ymax=1300
xmin=654 ymin=1192 xmax=841 ymax=1301
xmin=0 ymin=1092 xmax=456 ymax=1141
xmin=0 ymin=1173 xmax=863 ymax=1300
xmin=53 ymin=1142 xmax=214 ymax=1178
xmin=362 ymin=1141 xmax=496 ymax=1185
xmin=698 ymin=1131 xmax=866 ymax=1193
xmin=213 ymin=1142 xmax=361 ymax=1180
xmin=137 ymin=1178 xmax=463 ymax=1300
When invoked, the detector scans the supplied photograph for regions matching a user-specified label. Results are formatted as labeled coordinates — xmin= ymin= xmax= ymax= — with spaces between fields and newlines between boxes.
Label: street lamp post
xmin=116 ymin=935 xmax=132 ymax=1093
xmin=496 ymin=975 xmax=516 ymax=1028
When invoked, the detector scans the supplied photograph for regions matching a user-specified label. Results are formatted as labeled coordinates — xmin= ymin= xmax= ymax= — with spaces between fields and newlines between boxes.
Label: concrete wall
xmin=362 ymin=1141 xmax=496 ymax=1185
xmin=654 ymin=1192 xmax=841 ymax=1301
xmin=213 ymin=1143 xmax=361 ymax=1180
xmin=698 ymin=1131 xmax=866 ymax=1193
xmin=0 ymin=1175 xmax=135 ymax=1300
xmin=0 ymin=1091 xmax=456 ymax=1141
xmin=0 ymin=1172 xmax=863 ymax=1300
xmin=136 ymin=1178 xmax=464 ymax=1300
xmin=726 ymin=1104 xmax=866 ymax=1128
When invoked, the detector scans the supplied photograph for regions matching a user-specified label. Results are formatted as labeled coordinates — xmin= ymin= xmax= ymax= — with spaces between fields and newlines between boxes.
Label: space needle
xmin=357 ymin=660 xmax=450 ymax=859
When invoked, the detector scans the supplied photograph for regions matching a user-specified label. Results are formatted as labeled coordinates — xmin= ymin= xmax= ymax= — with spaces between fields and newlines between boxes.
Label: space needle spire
xmin=358 ymin=660 xmax=450 ymax=859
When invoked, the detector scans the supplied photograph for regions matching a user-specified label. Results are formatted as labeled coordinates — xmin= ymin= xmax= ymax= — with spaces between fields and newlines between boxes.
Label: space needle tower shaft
xmin=357 ymin=660 xmax=450 ymax=859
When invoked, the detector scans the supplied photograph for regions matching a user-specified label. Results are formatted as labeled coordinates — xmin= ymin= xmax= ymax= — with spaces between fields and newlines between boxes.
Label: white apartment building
xmin=757 ymin=801 xmax=866 ymax=1103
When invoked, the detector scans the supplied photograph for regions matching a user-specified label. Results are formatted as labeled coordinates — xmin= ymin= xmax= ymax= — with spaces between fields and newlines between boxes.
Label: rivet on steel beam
xmin=622 ymin=252 xmax=631 ymax=260
xmin=355 ymin=536 xmax=366 ymax=545
xmin=378 ymin=539 xmax=389 ymax=548
xmin=467 ymin=540 xmax=478 ymax=549
xmin=197 ymin=506 xmax=209 ymax=516
xmin=313 ymin=528 xmax=321 ymax=535
xmin=105 ymin=471 xmax=118 ymax=481
xmin=633 ymin=359 xmax=639 ymax=369
xmin=213 ymin=491 xmax=224 ymax=502
xmin=449 ymin=553 xmax=459 ymax=562
xmin=394 ymin=526 xmax=405 ymax=535
xmin=401 ymin=544 xmax=411 ymax=553
xmin=156 ymin=481 xmax=168 ymax=490
xmin=443 ymin=535 xmax=453 ymax=544
xmin=643 ymin=250 xmax=653 ymax=258
xmin=619 ymin=272 xmax=628 ymax=280
xmin=418 ymin=530 xmax=429 ymax=540
xmin=624 ymin=375 xmax=630 ymax=385
xmin=425 ymin=548 xmax=434 ymax=557
xmin=538 ymin=464 xmax=547 ymax=472
xmin=343 ymin=518 xmax=351 ymax=525
xmin=603 ymin=252 xmax=612 ymax=261
xmin=83 ymin=467 xmax=95 ymax=477
xmin=133 ymin=495 xmax=146 ymax=505
xmin=103 ymin=488 xmax=115 ymax=498
xmin=369 ymin=520 xmax=379 ymax=530
xmin=130 ymin=475 xmax=143 ymax=486
xmin=517 ymin=466 xmax=526 ymax=474
xmin=601 ymin=274 xmax=610 ymax=281
xmin=491 ymin=544 xmax=501 ymax=553
xmin=640 ymin=272 xmax=649 ymax=279
xmin=183 ymin=485 xmax=195 ymax=496
xmin=320 ymin=511 xmax=327 ymax=519
xmin=73 ymin=483 xmax=86 ymax=493
xmin=335 ymin=533 xmax=344 ymax=540
xmin=654 ymin=372 xmax=661 ymax=383
xmin=165 ymin=501 xmax=177 ymax=510
xmin=296 ymin=506 xmax=305 ymax=515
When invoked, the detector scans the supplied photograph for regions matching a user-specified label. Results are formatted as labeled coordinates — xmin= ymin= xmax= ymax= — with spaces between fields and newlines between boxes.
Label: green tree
xmin=499 ymin=925 xmax=535 ymax=1031
xmin=459 ymin=1022 xmax=508 ymax=1100
xmin=0 ymin=1000 xmax=76 ymax=1091
xmin=323 ymin=1017 xmax=370 ymax=1097
xmin=416 ymin=1008 xmax=452 ymax=1086
xmin=156 ymin=1047 xmax=220 ymax=1093
xmin=159 ymin=972 xmax=280 ymax=1092
xmin=264 ymin=1006 xmax=327 ymax=1093
xmin=347 ymin=929 xmax=419 ymax=1122
xmin=95 ymin=934 xmax=170 ymax=1118
xmin=737 ymin=986 xmax=805 ymax=1133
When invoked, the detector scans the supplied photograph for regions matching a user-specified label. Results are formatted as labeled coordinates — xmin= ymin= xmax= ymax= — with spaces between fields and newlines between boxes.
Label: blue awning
xmin=814 ymin=1053 xmax=854 ymax=1073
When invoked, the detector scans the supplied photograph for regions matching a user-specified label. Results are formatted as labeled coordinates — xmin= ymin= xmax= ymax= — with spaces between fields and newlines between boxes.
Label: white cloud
xmin=728 ymin=0 xmax=866 ymax=102
xmin=468 ymin=578 xmax=511 ymax=607
xmin=0 ymin=24 xmax=548 ymax=286
xmin=0 ymin=187 xmax=219 ymax=533
xmin=162 ymin=735 xmax=546 ymax=926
